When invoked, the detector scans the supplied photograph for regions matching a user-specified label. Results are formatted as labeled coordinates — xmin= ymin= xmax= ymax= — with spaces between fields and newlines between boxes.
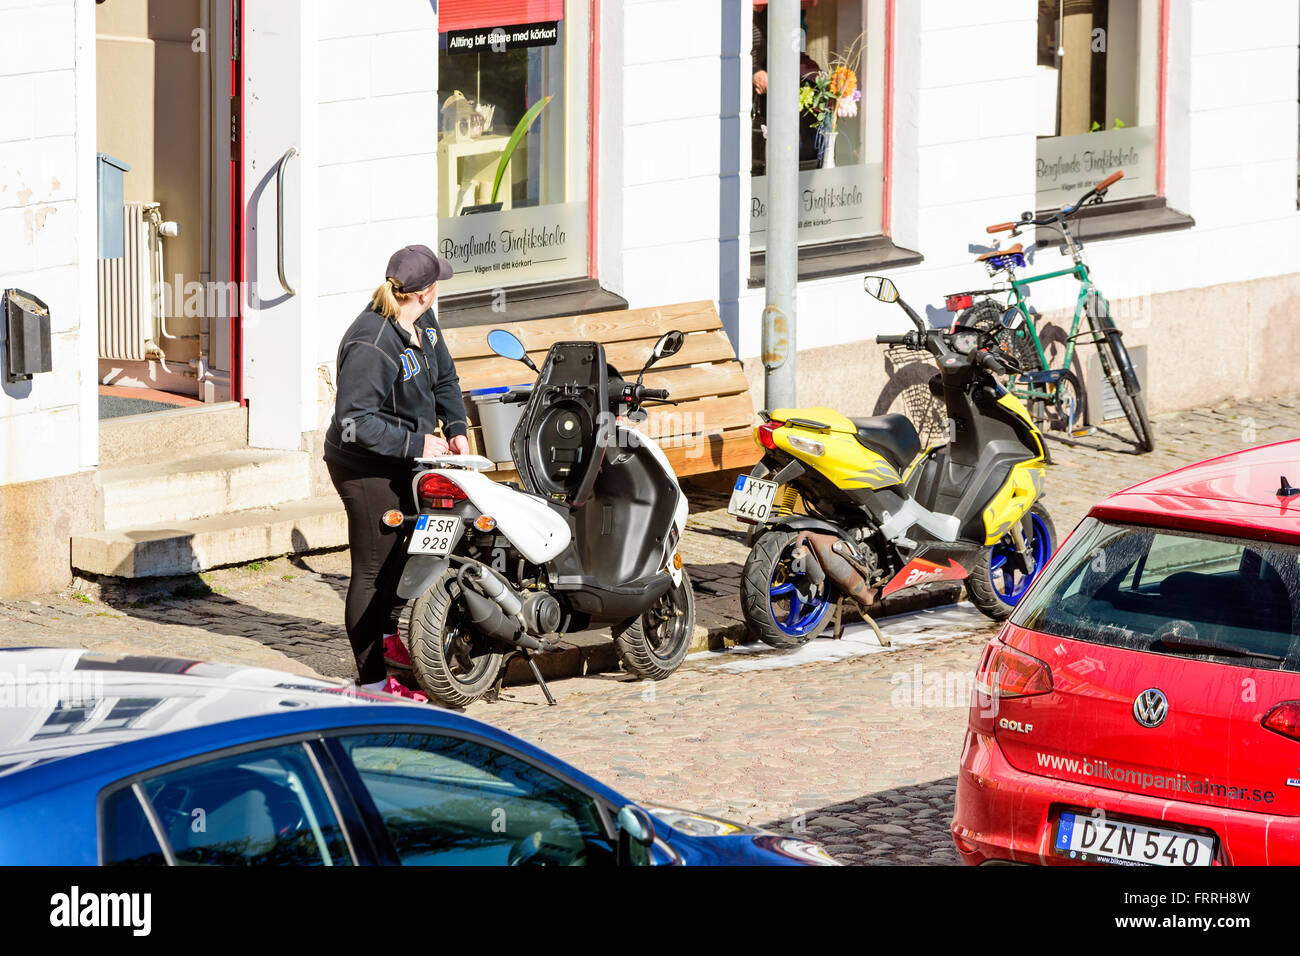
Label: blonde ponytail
xmin=371 ymin=277 xmax=403 ymax=319
xmin=371 ymin=277 xmax=436 ymax=319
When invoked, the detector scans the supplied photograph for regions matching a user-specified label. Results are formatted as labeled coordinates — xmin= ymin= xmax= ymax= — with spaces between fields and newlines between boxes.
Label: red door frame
xmin=1155 ymin=0 xmax=1170 ymax=197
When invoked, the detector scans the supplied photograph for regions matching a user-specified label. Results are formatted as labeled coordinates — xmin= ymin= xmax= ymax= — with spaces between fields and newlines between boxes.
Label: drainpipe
xmin=762 ymin=0 xmax=798 ymax=410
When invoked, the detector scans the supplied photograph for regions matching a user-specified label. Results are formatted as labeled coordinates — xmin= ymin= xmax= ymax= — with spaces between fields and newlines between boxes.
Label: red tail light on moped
xmin=417 ymin=473 xmax=467 ymax=509
xmin=757 ymin=420 xmax=784 ymax=451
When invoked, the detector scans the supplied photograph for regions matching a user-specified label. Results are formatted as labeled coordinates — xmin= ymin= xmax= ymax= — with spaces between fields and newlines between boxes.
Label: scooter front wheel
xmin=741 ymin=530 xmax=836 ymax=648
xmin=966 ymin=505 xmax=1057 ymax=621
xmin=407 ymin=567 xmax=505 ymax=707
xmin=613 ymin=568 xmax=695 ymax=681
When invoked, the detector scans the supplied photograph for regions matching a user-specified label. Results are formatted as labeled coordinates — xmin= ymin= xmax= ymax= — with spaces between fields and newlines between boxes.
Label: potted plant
xmin=460 ymin=95 xmax=553 ymax=215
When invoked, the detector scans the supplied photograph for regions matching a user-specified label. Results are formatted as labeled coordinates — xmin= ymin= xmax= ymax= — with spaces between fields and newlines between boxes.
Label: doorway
xmin=93 ymin=0 xmax=240 ymax=420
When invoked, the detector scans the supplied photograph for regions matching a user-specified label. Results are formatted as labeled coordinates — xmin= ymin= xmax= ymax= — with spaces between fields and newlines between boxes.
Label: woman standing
xmin=324 ymin=244 xmax=469 ymax=700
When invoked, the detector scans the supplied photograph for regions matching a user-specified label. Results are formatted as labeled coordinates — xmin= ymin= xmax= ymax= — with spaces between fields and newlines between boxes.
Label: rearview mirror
xmin=652 ymin=330 xmax=685 ymax=361
xmin=1000 ymin=310 xmax=1024 ymax=330
xmin=863 ymin=276 xmax=899 ymax=303
xmin=487 ymin=329 xmax=539 ymax=373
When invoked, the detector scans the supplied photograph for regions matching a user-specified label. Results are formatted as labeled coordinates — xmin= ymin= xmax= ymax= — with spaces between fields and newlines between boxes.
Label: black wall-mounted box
xmin=4 ymin=288 xmax=53 ymax=384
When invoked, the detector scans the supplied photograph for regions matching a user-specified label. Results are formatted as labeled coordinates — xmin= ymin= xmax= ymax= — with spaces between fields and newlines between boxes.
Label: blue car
xmin=0 ymin=649 xmax=834 ymax=866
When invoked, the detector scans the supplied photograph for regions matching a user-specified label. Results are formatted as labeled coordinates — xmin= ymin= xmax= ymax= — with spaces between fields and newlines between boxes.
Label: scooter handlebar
xmin=876 ymin=333 xmax=913 ymax=346
xmin=500 ymin=390 xmax=531 ymax=404
xmin=975 ymin=349 xmax=1006 ymax=374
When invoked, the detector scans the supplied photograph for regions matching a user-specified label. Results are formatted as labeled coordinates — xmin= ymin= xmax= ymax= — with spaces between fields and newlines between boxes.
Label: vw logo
xmin=1133 ymin=688 xmax=1169 ymax=728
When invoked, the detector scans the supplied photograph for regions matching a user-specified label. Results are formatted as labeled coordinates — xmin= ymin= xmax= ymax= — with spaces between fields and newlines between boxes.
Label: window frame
xmin=436 ymin=0 xmax=618 ymax=324
xmin=96 ymin=734 xmax=366 ymax=867
xmin=319 ymin=724 xmax=626 ymax=866
xmin=745 ymin=0 xmax=920 ymax=285
xmin=1031 ymin=0 xmax=1194 ymax=245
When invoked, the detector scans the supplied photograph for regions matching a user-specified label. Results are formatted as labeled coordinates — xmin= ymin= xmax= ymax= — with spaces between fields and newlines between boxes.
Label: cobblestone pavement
xmin=0 ymin=395 xmax=1296 ymax=863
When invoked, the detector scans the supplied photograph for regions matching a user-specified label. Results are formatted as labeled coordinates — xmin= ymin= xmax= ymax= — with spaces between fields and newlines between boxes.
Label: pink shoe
xmin=381 ymin=675 xmax=428 ymax=703
xmin=383 ymin=630 xmax=413 ymax=669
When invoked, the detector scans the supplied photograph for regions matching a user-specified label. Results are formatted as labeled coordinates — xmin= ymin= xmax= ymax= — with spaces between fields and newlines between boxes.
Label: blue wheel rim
xmin=988 ymin=512 xmax=1052 ymax=606
xmin=768 ymin=543 xmax=833 ymax=637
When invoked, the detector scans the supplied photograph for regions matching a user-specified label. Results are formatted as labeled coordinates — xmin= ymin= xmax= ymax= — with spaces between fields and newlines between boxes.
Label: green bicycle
xmin=943 ymin=170 xmax=1154 ymax=453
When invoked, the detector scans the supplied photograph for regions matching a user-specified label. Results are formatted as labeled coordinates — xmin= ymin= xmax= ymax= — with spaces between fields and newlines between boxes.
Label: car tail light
xmin=946 ymin=294 xmax=973 ymax=312
xmin=970 ymin=641 xmax=1052 ymax=734
xmin=1262 ymin=702 xmax=1300 ymax=741
xmin=757 ymin=420 xmax=783 ymax=451
xmin=417 ymin=473 xmax=467 ymax=509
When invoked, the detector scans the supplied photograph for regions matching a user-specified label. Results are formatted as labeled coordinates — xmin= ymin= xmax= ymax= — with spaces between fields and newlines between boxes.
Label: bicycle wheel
xmin=1086 ymin=292 xmax=1154 ymax=452
xmin=1044 ymin=368 xmax=1084 ymax=434
xmin=960 ymin=301 xmax=1040 ymax=372
xmin=1095 ymin=333 xmax=1153 ymax=452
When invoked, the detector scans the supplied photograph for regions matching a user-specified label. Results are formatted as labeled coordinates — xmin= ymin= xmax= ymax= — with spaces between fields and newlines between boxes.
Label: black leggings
xmin=326 ymin=458 xmax=415 ymax=684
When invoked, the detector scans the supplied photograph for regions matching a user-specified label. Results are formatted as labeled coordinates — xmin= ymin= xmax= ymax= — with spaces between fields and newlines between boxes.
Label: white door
xmin=241 ymin=0 xmax=313 ymax=449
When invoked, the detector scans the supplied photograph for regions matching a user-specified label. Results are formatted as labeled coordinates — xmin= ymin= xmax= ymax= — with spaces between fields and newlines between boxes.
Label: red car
xmin=953 ymin=440 xmax=1300 ymax=866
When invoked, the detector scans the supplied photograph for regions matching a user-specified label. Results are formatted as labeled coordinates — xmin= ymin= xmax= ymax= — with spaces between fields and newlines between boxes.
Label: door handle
xmin=275 ymin=146 xmax=298 ymax=296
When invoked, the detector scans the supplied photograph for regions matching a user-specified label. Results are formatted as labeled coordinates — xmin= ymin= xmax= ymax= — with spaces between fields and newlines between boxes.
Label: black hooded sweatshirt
xmin=324 ymin=306 xmax=468 ymax=471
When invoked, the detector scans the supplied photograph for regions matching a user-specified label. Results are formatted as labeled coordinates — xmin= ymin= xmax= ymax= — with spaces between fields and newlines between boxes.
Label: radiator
xmin=97 ymin=201 xmax=163 ymax=362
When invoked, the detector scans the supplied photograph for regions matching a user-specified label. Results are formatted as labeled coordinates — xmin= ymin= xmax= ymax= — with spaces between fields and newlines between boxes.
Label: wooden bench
xmin=442 ymin=301 xmax=760 ymax=478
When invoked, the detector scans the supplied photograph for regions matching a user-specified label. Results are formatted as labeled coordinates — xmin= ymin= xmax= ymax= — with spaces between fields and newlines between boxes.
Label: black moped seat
xmin=850 ymin=413 xmax=922 ymax=471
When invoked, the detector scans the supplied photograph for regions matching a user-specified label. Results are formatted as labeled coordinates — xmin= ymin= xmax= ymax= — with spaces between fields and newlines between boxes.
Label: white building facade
xmin=1 ymin=0 xmax=1297 ymax=596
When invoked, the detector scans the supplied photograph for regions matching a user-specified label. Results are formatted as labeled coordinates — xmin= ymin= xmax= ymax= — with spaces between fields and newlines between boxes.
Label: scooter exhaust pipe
xmin=458 ymin=566 xmax=559 ymax=652
xmin=795 ymin=531 xmax=877 ymax=607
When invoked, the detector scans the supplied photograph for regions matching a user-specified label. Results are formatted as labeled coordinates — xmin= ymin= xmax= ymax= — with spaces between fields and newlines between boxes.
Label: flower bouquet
xmin=798 ymin=34 xmax=865 ymax=168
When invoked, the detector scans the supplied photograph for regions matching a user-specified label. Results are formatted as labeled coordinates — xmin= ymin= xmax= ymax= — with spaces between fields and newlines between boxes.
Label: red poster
xmin=440 ymin=0 xmax=565 ymax=33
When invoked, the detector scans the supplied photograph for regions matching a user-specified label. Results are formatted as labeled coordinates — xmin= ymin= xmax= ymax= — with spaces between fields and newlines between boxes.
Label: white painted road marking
xmin=688 ymin=602 xmax=996 ymax=674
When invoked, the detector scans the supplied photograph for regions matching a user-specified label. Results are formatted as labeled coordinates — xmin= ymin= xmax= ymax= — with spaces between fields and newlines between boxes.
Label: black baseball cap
xmin=386 ymin=244 xmax=453 ymax=291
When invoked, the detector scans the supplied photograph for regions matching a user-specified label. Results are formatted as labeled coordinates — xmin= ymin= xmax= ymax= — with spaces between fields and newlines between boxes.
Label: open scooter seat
xmin=850 ymin=413 xmax=922 ymax=471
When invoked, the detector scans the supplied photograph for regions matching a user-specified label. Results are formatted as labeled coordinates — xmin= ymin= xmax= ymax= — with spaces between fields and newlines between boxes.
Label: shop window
xmin=748 ymin=0 xmax=917 ymax=282
xmin=1035 ymin=0 xmax=1161 ymax=207
xmin=1034 ymin=0 xmax=1192 ymax=240
xmin=436 ymin=1 xmax=591 ymax=296
xmin=751 ymin=0 xmax=885 ymax=248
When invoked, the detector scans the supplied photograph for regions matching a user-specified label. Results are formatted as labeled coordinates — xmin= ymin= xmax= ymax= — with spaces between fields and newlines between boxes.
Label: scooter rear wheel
xmin=741 ymin=530 xmax=836 ymax=648
xmin=613 ymin=568 xmax=695 ymax=681
xmin=407 ymin=568 xmax=504 ymax=707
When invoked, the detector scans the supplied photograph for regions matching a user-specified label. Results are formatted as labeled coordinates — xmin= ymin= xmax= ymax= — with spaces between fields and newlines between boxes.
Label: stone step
xmin=97 ymin=448 xmax=313 ymax=528
xmin=72 ymin=495 xmax=347 ymax=578
xmin=99 ymin=402 xmax=248 ymax=467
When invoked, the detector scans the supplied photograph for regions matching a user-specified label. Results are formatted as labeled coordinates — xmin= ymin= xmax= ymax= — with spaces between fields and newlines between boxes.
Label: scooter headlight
xmin=787 ymin=435 xmax=825 ymax=457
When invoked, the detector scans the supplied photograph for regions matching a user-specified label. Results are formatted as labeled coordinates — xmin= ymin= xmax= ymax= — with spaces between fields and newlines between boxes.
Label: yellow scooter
xmin=731 ymin=276 xmax=1056 ymax=647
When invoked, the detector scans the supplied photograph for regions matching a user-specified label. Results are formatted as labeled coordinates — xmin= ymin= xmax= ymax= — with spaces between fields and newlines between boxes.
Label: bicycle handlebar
xmin=987 ymin=170 xmax=1125 ymax=234
xmin=1095 ymin=170 xmax=1124 ymax=192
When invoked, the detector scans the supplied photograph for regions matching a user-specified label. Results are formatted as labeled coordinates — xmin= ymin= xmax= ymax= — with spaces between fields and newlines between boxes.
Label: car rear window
xmin=1011 ymin=517 xmax=1300 ymax=671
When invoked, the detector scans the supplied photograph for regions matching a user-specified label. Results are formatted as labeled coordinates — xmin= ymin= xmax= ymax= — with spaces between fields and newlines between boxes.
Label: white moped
xmin=393 ymin=330 xmax=693 ymax=707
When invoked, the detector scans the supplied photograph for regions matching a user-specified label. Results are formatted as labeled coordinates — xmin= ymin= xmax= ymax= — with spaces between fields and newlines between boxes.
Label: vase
xmin=817 ymin=121 xmax=838 ymax=169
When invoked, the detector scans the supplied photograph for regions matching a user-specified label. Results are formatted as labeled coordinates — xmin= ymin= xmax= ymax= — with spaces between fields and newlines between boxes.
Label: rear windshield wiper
xmin=1155 ymin=632 xmax=1287 ymax=662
